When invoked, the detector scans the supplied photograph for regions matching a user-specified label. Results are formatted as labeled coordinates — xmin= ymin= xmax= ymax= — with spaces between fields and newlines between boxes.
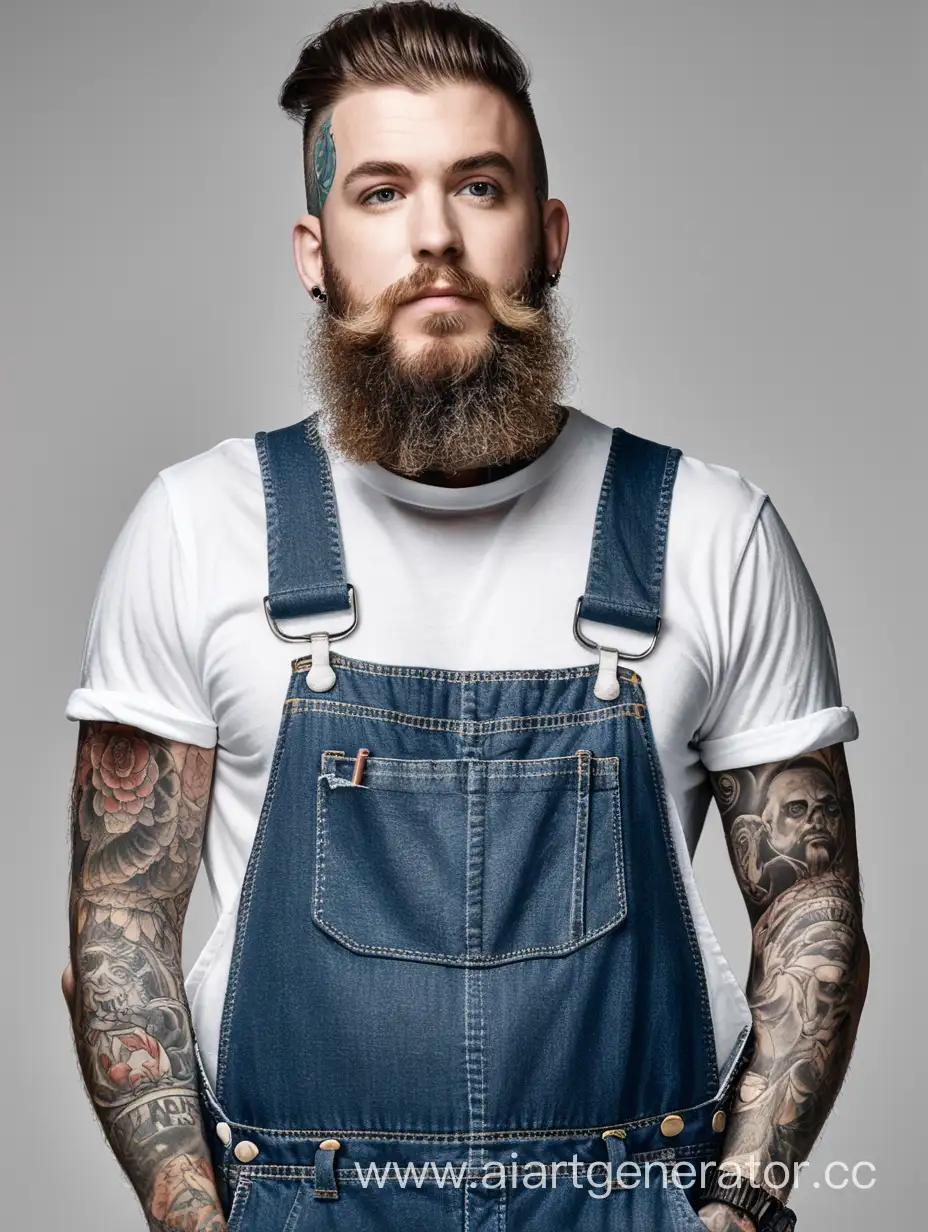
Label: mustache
xmin=326 ymin=261 xmax=547 ymax=342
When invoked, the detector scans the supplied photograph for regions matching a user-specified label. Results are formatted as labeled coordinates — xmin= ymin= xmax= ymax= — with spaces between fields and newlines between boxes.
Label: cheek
xmin=462 ymin=205 xmax=538 ymax=279
xmin=324 ymin=214 xmax=409 ymax=299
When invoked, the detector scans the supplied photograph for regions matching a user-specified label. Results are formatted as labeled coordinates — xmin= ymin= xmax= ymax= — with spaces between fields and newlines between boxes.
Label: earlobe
xmin=293 ymin=213 xmax=325 ymax=297
xmin=541 ymin=198 xmax=569 ymax=282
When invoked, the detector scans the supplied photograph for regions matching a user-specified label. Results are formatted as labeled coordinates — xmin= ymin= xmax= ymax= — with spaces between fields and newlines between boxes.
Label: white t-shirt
xmin=66 ymin=407 xmax=857 ymax=1095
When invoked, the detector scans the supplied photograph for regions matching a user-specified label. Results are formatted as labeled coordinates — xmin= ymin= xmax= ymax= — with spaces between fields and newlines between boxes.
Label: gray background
xmin=2 ymin=1 xmax=923 ymax=1227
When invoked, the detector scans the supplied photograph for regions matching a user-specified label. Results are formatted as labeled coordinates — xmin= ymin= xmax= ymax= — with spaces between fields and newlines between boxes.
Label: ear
xmin=293 ymin=213 xmax=325 ymax=295
xmin=540 ymin=198 xmax=569 ymax=279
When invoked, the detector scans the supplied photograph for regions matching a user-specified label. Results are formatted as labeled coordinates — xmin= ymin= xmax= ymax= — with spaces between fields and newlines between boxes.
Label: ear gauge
xmin=311 ymin=284 xmax=328 ymax=303
xmin=547 ymin=269 xmax=561 ymax=287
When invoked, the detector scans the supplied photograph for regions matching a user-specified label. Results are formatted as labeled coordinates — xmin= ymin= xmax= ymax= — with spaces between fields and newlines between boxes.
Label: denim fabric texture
xmin=194 ymin=416 xmax=755 ymax=1230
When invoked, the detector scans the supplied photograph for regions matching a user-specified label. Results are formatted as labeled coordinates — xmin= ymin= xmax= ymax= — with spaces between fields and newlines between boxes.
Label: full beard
xmin=300 ymin=252 xmax=573 ymax=475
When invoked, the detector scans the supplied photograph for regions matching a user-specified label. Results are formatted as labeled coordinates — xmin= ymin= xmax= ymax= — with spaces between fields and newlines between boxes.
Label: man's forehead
xmin=330 ymin=82 xmax=531 ymax=173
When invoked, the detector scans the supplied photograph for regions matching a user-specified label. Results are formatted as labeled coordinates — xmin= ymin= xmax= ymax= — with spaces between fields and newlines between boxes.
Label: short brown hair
xmin=278 ymin=0 xmax=548 ymax=215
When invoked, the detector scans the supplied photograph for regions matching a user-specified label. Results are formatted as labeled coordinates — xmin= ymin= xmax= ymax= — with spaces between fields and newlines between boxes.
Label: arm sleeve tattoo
xmin=707 ymin=743 xmax=870 ymax=1207
xmin=66 ymin=721 xmax=224 ymax=1230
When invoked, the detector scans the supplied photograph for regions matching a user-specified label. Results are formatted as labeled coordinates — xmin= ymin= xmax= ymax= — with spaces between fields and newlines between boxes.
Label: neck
xmin=381 ymin=407 xmax=569 ymax=488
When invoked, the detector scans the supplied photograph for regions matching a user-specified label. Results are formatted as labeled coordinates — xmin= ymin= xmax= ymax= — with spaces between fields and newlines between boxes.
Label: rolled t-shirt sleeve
xmin=65 ymin=475 xmax=218 ymax=748
xmin=697 ymin=497 xmax=858 ymax=772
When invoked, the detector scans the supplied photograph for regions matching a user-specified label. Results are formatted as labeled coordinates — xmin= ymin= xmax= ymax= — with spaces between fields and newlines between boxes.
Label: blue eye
xmin=362 ymin=187 xmax=400 ymax=206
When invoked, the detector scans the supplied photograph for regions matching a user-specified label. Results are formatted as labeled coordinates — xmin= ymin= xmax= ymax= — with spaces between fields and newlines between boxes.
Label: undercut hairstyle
xmin=278 ymin=0 xmax=549 ymax=216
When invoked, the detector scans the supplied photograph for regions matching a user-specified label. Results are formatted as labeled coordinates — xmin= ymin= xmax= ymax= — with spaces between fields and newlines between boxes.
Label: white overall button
xmin=215 ymin=1122 xmax=231 ymax=1146
xmin=305 ymin=632 xmax=336 ymax=692
xmin=234 ymin=1140 xmax=260 ymax=1162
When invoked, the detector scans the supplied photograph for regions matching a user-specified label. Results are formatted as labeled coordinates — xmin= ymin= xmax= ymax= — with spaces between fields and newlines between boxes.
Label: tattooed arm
xmin=62 ymin=721 xmax=226 ymax=1231
xmin=698 ymin=744 xmax=870 ymax=1231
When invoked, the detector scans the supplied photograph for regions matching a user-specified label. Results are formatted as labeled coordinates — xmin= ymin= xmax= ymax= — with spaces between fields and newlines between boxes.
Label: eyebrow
xmin=341 ymin=150 xmax=518 ymax=192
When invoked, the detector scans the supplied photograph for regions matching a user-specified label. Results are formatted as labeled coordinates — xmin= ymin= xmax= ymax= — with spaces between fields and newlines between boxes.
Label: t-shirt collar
xmin=332 ymin=407 xmax=583 ymax=512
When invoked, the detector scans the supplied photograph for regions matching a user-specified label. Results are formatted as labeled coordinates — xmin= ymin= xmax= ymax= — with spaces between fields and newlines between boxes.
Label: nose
xmin=409 ymin=185 xmax=462 ymax=264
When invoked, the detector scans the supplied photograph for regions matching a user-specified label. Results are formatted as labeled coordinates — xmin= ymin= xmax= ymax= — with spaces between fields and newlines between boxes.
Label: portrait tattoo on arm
xmin=67 ymin=721 xmax=224 ymax=1231
xmin=706 ymin=745 xmax=870 ymax=1208
xmin=307 ymin=109 xmax=336 ymax=216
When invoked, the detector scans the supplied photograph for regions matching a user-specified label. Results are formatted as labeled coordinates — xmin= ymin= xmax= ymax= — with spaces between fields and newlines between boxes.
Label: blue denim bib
xmin=194 ymin=416 xmax=754 ymax=1231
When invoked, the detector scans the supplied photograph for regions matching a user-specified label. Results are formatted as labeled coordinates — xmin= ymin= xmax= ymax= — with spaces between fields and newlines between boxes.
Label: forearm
xmin=715 ymin=876 xmax=869 ymax=1202
xmin=702 ymin=744 xmax=869 ymax=1230
xmin=68 ymin=897 xmax=225 ymax=1230
xmin=67 ymin=722 xmax=222 ymax=1230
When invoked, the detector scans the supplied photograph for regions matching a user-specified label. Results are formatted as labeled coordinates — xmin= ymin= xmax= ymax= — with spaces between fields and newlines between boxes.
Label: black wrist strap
xmin=694 ymin=1163 xmax=785 ymax=1227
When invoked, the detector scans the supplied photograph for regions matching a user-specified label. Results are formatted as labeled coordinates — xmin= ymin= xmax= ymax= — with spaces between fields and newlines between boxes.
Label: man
xmin=63 ymin=3 xmax=868 ymax=1229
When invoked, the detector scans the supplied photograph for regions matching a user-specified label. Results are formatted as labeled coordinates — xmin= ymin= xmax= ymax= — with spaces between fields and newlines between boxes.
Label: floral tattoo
xmin=67 ymin=722 xmax=224 ymax=1230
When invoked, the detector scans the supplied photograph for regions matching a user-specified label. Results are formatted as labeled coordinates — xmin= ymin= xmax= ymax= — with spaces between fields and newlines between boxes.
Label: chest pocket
xmin=311 ymin=750 xmax=626 ymax=966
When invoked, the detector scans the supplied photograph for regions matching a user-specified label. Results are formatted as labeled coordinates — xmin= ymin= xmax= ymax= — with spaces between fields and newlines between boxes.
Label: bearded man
xmin=63 ymin=4 xmax=867 ymax=1230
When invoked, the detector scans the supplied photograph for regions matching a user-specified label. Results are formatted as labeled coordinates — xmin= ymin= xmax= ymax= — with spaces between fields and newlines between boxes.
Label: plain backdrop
xmin=2 ymin=1 xmax=923 ymax=1227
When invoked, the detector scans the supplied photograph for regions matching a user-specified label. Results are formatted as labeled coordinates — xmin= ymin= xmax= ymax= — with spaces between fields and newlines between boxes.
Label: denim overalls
xmin=193 ymin=416 xmax=754 ymax=1231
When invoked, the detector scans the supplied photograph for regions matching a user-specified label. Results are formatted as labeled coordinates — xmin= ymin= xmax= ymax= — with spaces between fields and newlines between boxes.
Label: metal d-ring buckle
xmin=263 ymin=584 xmax=359 ymax=644
xmin=572 ymin=596 xmax=661 ymax=660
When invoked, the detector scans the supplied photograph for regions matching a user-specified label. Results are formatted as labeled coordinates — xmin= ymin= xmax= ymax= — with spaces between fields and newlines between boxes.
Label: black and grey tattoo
xmin=66 ymin=722 xmax=222 ymax=1230
xmin=705 ymin=744 xmax=869 ymax=1217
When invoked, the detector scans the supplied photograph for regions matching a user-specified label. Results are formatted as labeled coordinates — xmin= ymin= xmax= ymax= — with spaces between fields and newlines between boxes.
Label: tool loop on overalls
xmin=313 ymin=1138 xmax=341 ymax=1200
xmin=602 ymin=1127 xmax=630 ymax=1190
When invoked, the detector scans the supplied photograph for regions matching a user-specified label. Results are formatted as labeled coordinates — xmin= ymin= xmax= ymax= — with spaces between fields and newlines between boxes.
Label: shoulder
xmin=668 ymin=450 xmax=769 ymax=574
xmin=154 ymin=436 xmax=262 ymax=552
xmin=158 ymin=435 xmax=260 ymax=503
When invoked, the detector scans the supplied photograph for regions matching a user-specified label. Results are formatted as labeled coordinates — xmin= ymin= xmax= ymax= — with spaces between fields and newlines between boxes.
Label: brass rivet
xmin=712 ymin=1110 xmax=727 ymax=1133
xmin=233 ymin=1140 xmax=259 ymax=1162
xmin=319 ymin=1138 xmax=341 ymax=1151
xmin=215 ymin=1122 xmax=231 ymax=1146
xmin=602 ymin=1128 xmax=627 ymax=1139
xmin=660 ymin=1114 xmax=685 ymax=1137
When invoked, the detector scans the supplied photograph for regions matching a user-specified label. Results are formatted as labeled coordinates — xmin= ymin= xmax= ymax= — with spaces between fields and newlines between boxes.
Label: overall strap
xmin=256 ymin=416 xmax=351 ymax=621
xmin=579 ymin=427 xmax=682 ymax=638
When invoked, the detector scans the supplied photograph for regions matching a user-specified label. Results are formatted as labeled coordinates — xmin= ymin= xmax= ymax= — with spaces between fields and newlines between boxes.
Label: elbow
xmin=857 ymin=930 xmax=871 ymax=1003
xmin=61 ymin=959 xmax=76 ymax=1012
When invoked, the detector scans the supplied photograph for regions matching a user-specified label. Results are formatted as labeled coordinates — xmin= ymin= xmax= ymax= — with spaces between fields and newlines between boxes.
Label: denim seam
xmin=214 ymin=698 xmax=292 ymax=1103
xmin=323 ymin=752 xmax=621 ymax=773
xmin=272 ymin=582 xmax=348 ymax=599
xmin=254 ymin=431 xmax=280 ymax=610
xmin=310 ymin=906 xmax=629 ymax=965
xmin=283 ymin=699 xmax=645 ymax=733
xmin=281 ymin=1181 xmax=305 ymax=1232
xmin=314 ymin=778 xmax=330 ymax=928
xmin=569 ymin=752 xmax=591 ymax=940
xmin=641 ymin=709 xmax=719 ymax=1093
xmin=321 ymin=760 xmax=620 ymax=786
xmin=303 ymin=415 xmax=349 ymax=591
xmin=225 ymin=1157 xmax=714 ymax=1184
xmin=225 ymin=1173 xmax=253 ymax=1232
xmin=325 ymin=770 xmax=620 ymax=782
xmin=651 ymin=447 xmax=682 ymax=601
xmin=582 ymin=593 xmax=656 ymax=618
xmin=291 ymin=654 xmax=640 ymax=685
xmin=211 ymin=1100 xmax=727 ymax=1139
xmin=611 ymin=758 xmax=627 ymax=915
xmin=582 ymin=426 xmax=619 ymax=604
xmin=323 ymin=767 xmax=621 ymax=782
